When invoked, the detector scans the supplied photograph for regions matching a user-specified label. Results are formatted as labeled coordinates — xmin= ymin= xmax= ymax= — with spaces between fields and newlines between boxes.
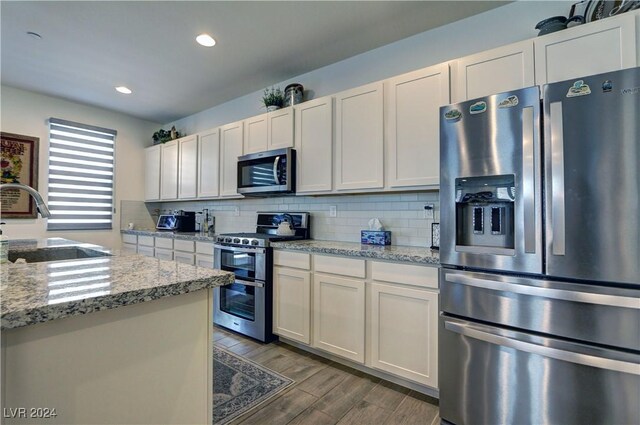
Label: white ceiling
xmin=1 ymin=1 xmax=507 ymax=124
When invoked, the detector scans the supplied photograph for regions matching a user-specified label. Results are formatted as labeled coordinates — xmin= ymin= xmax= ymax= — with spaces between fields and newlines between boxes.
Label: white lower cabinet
xmin=272 ymin=250 xmax=440 ymax=390
xmin=174 ymin=251 xmax=195 ymax=265
xmin=122 ymin=235 xmax=214 ymax=267
xmin=368 ymin=282 xmax=438 ymax=388
xmin=195 ymin=254 xmax=214 ymax=269
xmin=273 ymin=267 xmax=311 ymax=344
xmin=313 ymin=273 xmax=365 ymax=363
xmin=137 ymin=245 xmax=154 ymax=257
xmin=154 ymin=248 xmax=173 ymax=261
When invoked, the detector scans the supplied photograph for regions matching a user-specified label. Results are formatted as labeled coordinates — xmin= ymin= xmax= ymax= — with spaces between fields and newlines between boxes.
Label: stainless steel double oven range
xmin=213 ymin=212 xmax=310 ymax=342
xmin=439 ymin=68 xmax=640 ymax=425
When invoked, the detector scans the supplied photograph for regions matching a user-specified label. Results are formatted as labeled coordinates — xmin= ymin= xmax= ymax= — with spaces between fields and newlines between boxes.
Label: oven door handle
xmin=213 ymin=244 xmax=266 ymax=254
xmin=234 ymin=278 xmax=265 ymax=288
xmin=444 ymin=319 xmax=640 ymax=375
xmin=273 ymin=156 xmax=281 ymax=185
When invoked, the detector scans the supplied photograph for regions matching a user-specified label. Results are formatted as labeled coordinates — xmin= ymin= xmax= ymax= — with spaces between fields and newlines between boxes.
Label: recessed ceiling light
xmin=115 ymin=86 xmax=132 ymax=94
xmin=26 ymin=31 xmax=42 ymax=40
xmin=196 ymin=33 xmax=216 ymax=47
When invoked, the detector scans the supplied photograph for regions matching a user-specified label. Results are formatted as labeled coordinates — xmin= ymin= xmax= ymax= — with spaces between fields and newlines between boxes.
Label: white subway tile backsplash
xmin=148 ymin=190 xmax=439 ymax=247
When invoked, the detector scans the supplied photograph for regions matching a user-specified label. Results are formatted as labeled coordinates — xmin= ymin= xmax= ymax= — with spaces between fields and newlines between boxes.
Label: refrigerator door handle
xmin=522 ymin=106 xmax=536 ymax=253
xmin=549 ymin=101 xmax=566 ymax=256
xmin=444 ymin=272 xmax=640 ymax=309
xmin=444 ymin=319 xmax=640 ymax=375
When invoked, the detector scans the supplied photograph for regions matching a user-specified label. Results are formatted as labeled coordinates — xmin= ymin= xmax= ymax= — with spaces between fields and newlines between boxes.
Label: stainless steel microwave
xmin=237 ymin=147 xmax=295 ymax=196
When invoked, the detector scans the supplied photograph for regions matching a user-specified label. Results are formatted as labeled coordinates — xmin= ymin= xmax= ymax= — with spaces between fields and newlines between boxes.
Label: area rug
xmin=213 ymin=345 xmax=294 ymax=425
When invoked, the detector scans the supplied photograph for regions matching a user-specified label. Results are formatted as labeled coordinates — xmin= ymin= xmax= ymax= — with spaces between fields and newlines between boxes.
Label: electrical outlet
xmin=423 ymin=204 xmax=435 ymax=219
xmin=234 ymin=207 xmax=240 ymax=217
xmin=329 ymin=206 xmax=337 ymax=217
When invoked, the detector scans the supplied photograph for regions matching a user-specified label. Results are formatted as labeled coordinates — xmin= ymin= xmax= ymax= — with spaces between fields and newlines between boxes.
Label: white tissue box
xmin=361 ymin=230 xmax=391 ymax=245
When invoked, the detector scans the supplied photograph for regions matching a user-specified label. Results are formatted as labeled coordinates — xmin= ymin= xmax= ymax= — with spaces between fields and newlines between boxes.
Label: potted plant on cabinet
xmin=262 ymin=87 xmax=284 ymax=112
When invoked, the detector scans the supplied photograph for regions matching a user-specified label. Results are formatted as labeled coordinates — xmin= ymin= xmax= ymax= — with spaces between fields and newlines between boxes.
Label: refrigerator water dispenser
xmin=455 ymin=175 xmax=515 ymax=250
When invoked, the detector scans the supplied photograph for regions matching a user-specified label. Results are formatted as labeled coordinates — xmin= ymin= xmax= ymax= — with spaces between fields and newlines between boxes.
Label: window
xmin=47 ymin=118 xmax=116 ymax=230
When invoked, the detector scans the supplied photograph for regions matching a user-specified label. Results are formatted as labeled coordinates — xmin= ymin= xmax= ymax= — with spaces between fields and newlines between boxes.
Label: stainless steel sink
xmin=8 ymin=247 xmax=112 ymax=263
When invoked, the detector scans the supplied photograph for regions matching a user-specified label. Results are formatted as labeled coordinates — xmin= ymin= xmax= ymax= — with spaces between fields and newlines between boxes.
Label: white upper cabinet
xmin=534 ymin=13 xmax=638 ymax=86
xmin=335 ymin=82 xmax=384 ymax=191
xmin=219 ymin=120 xmax=244 ymax=198
xmin=177 ymin=135 xmax=198 ymax=199
xmin=268 ymin=107 xmax=295 ymax=150
xmin=160 ymin=140 xmax=179 ymax=200
xmin=243 ymin=113 xmax=268 ymax=154
xmin=144 ymin=145 xmax=161 ymax=201
xmin=197 ymin=128 xmax=220 ymax=199
xmin=451 ymin=39 xmax=535 ymax=103
xmin=386 ymin=63 xmax=449 ymax=189
xmin=294 ymin=96 xmax=333 ymax=194
xmin=244 ymin=108 xmax=295 ymax=154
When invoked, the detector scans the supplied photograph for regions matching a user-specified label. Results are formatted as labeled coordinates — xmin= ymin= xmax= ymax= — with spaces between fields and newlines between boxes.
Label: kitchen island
xmin=1 ymin=238 xmax=234 ymax=425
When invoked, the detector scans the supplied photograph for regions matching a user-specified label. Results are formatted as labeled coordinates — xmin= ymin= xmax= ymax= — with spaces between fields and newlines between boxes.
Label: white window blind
xmin=47 ymin=118 xmax=116 ymax=231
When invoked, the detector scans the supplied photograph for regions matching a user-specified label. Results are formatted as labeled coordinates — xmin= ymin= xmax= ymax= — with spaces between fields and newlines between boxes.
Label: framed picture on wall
xmin=1 ymin=131 xmax=40 ymax=219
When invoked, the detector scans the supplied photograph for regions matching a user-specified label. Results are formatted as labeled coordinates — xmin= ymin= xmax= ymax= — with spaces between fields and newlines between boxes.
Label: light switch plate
xmin=329 ymin=206 xmax=337 ymax=217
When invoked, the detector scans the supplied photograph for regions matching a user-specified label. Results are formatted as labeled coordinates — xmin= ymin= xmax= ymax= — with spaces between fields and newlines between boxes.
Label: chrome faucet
xmin=0 ymin=183 xmax=52 ymax=218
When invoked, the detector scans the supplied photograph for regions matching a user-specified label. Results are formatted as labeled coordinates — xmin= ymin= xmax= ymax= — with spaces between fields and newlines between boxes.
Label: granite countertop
xmin=1 ymin=238 xmax=233 ymax=330
xmin=271 ymin=240 xmax=440 ymax=265
xmin=121 ymin=229 xmax=216 ymax=242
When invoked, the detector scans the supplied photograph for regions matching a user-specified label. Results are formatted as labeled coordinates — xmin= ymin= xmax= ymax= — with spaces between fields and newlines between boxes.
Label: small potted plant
xmin=262 ymin=87 xmax=284 ymax=112
xmin=152 ymin=126 xmax=181 ymax=144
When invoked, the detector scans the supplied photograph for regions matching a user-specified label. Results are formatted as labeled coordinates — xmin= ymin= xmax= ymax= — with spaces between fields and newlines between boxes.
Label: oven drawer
xmin=440 ymin=315 xmax=640 ymax=425
xmin=441 ymin=268 xmax=640 ymax=350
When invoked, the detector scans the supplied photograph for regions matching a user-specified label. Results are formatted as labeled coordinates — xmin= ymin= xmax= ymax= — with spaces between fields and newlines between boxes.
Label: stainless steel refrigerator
xmin=439 ymin=67 xmax=640 ymax=425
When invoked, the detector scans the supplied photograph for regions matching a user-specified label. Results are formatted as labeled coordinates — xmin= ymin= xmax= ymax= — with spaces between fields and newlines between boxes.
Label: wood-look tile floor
xmin=214 ymin=326 xmax=440 ymax=425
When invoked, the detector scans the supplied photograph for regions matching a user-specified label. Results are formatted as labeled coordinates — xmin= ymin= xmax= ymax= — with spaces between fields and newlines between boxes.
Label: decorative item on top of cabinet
xmin=386 ymin=63 xmax=449 ymax=189
xmin=283 ymin=83 xmax=304 ymax=107
xmin=262 ymin=86 xmax=284 ymax=112
xmin=294 ymin=96 xmax=333 ymax=194
xmin=197 ymin=128 xmax=220 ymax=198
xmin=533 ymin=12 xmax=638 ymax=86
xmin=450 ymin=39 xmax=535 ymax=103
xmin=152 ymin=126 xmax=181 ymax=145
xmin=335 ymin=81 xmax=384 ymax=191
